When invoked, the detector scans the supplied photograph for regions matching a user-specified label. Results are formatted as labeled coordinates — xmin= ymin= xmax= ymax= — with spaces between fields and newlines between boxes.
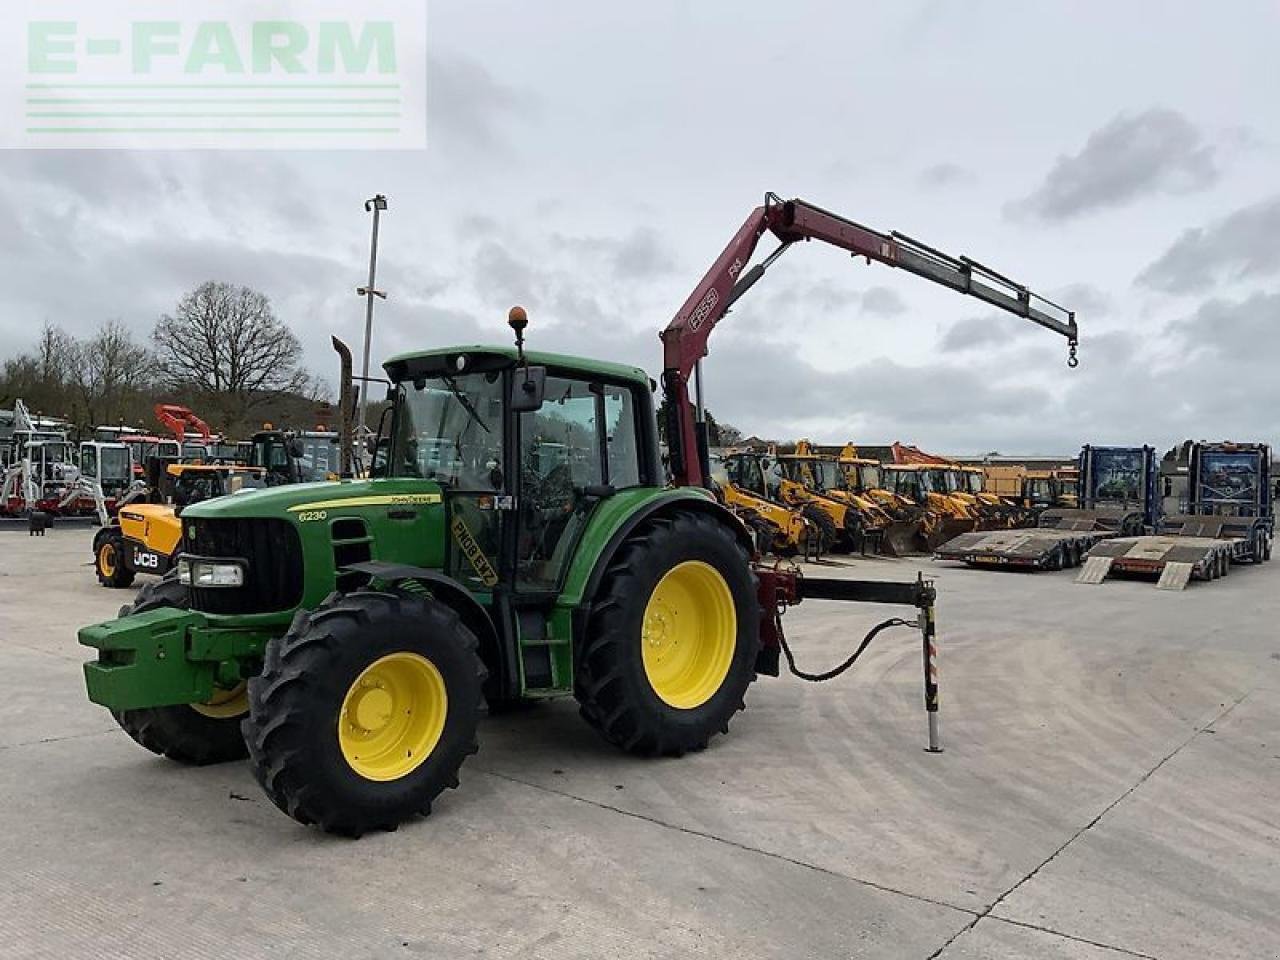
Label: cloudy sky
xmin=2 ymin=0 xmax=1277 ymax=455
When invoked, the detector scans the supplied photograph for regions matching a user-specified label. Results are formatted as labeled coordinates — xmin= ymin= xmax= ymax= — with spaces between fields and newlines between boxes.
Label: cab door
xmin=514 ymin=376 xmax=642 ymax=592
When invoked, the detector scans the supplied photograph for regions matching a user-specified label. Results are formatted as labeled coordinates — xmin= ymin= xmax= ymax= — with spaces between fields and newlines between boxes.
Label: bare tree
xmin=153 ymin=282 xmax=309 ymax=428
xmin=69 ymin=320 xmax=153 ymax=427
xmin=0 ymin=323 xmax=76 ymax=415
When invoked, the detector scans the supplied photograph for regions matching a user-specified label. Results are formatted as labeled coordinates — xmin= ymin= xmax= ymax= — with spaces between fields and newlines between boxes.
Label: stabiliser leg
xmin=770 ymin=571 xmax=941 ymax=753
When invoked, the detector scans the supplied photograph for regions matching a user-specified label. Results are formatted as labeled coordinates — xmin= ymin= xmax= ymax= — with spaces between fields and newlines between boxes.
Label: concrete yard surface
xmin=0 ymin=526 xmax=1277 ymax=959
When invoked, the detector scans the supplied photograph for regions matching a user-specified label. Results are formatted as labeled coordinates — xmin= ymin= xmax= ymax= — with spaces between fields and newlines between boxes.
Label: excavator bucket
xmin=880 ymin=519 xmax=924 ymax=557
xmin=926 ymin=518 xmax=978 ymax=552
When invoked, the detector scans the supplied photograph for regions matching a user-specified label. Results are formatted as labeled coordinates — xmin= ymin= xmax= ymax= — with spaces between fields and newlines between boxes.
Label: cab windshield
xmin=857 ymin=464 xmax=882 ymax=490
xmin=921 ymin=469 xmax=952 ymax=494
xmin=100 ymin=447 xmax=132 ymax=481
xmin=810 ymin=459 xmax=842 ymax=491
xmin=964 ymin=472 xmax=984 ymax=494
xmin=1027 ymin=478 xmax=1054 ymax=501
xmin=888 ymin=470 xmax=923 ymax=500
xmin=390 ymin=373 xmax=505 ymax=489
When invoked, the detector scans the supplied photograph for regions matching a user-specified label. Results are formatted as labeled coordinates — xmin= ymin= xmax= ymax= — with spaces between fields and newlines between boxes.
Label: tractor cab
xmin=381 ymin=345 xmax=656 ymax=596
xmin=250 ymin=429 xmax=341 ymax=485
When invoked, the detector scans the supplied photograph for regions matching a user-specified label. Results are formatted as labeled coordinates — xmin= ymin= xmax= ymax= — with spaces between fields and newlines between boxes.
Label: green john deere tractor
xmin=80 ymin=315 xmax=762 ymax=835
xmin=79 ymin=194 xmax=1079 ymax=836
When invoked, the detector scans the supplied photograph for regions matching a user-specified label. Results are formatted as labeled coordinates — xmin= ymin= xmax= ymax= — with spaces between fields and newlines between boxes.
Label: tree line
xmin=0 ymin=281 xmax=324 ymax=438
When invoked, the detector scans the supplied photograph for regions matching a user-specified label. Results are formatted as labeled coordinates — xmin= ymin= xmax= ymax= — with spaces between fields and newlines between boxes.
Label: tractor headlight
xmin=177 ymin=557 xmax=246 ymax=588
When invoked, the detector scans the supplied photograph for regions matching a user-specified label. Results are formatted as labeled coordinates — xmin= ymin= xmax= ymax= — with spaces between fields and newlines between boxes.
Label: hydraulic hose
xmin=777 ymin=617 xmax=915 ymax=682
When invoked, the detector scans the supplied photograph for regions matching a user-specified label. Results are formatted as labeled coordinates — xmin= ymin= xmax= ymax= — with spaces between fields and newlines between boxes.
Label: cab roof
xmin=383 ymin=345 xmax=651 ymax=387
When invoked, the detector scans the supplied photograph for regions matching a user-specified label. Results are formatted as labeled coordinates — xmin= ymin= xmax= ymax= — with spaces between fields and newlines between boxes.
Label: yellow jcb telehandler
xmin=93 ymin=461 xmax=268 ymax=588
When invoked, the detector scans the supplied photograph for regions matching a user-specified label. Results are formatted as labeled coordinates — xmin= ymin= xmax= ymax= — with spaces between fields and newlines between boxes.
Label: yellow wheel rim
xmin=98 ymin=542 xmax=116 ymax=577
xmin=191 ymin=681 xmax=249 ymax=719
xmin=641 ymin=561 xmax=737 ymax=710
xmin=338 ymin=652 xmax=448 ymax=782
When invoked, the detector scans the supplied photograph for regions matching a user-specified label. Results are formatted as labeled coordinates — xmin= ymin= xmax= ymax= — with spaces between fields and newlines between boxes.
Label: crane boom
xmin=660 ymin=193 xmax=1080 ymax=488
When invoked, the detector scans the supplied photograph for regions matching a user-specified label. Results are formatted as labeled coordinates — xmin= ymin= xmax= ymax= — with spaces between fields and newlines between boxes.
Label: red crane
xmin=660 ymin=193 xmax=1079 ymax=488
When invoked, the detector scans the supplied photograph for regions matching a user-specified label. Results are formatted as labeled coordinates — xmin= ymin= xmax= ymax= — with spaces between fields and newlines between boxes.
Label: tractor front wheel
xmin=578 ymin=512 xmax=760 ymax=756
xmin=94 ymin=528 xmax=135 ymax=589
xmin=110 ymin=575 xmax=248 ymax=765
xmin=242 ymin=590 xmax=486 ymax=836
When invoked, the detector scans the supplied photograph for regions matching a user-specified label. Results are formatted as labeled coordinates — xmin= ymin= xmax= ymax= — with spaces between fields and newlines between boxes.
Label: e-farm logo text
xmin=5 ymin=1 xmax=426 ymax=149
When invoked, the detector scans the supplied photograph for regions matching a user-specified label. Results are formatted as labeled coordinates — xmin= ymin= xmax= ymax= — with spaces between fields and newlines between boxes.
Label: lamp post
xmin=355 ymin=194 xmax=388 ymax=444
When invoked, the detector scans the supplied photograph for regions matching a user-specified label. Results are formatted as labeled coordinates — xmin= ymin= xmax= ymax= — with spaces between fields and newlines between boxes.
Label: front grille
xmin=184 ymin=518 xmax=304 ymax=615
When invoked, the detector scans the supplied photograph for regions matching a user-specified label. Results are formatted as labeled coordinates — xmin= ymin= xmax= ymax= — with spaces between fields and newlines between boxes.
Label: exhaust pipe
xmin=331 ymin=336 xmax=355 ymax=478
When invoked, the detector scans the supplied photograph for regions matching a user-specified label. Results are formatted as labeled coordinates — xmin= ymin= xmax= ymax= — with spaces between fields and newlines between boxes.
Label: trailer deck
xmin=933 ymin=504 xmax=1144 ymax=572
xmin=1077 ymin=514 xmax=1271 ymax=590
xmin=933 ymin=527 xmax=1102 ymax=570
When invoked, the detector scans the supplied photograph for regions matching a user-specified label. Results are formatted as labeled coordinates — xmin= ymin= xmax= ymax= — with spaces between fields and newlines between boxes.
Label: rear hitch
xmin=755 ymin=564 xmax=942 ymax=753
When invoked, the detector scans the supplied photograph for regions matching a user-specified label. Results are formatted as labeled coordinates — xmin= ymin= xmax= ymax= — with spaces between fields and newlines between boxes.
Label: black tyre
xmin=243 ymin=590 xmax=486 ymax=836
xmin=111 ymin=575 xmax=248 ymax=765
xmin=802 ymin=505 xmax=839 ymax=556
xmin=93 ymin=527 xmax=136 ymax=589
xmin=577 ymin=511 xmax=760 ymax=757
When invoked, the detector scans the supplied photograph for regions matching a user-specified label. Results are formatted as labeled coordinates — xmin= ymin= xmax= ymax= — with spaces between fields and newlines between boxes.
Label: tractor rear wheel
xmin=94 ymin=528 xmax=135 ymax=589
xmin=110 ymin=575 xmax=249 ymax=765
xmin=577 ymin=512 xmax=759 ymax=756
xmin=242 ymin=590 xmax=486 ymax=836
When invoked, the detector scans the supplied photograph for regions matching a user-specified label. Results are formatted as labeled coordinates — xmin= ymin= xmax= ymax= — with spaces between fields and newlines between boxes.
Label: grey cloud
xmin=428 ymin=53 xmax=529 ymax=153
xmin=610 ymin=228 xmax=676 ymax=278
xmin=1165 ymin=291 xmax=1280 ymax=362
xmin=1009 ymin=109 xmax=1218 ymax=221
xmin=550 ymin=227 xmax=676 ymax=279
xmin=940 ymin=314 xmax=1033 ymax=352
xmin=472 ymin=240 xmax=537 ymax=308
xmin=918 ymin=163 xmax=975 ymax=188
xmin=1136 ymin=195 xmax=1280 ymax=294
xmin=860 ymin=286 xmax=907 ymax=317
xmin=1051 ymin=283 xmax=1109 ymax=317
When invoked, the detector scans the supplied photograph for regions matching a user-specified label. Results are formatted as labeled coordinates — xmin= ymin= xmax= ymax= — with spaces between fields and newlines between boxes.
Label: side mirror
xmin=511 ymin=365 xmax=547 ymax=413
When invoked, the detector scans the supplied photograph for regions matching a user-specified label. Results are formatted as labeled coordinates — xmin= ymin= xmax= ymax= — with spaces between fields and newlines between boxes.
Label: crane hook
xmin=1067 ymin=338 xmax=1079 ymax=368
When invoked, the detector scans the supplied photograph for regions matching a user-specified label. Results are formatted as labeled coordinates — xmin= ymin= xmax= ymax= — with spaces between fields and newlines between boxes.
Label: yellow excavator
xmin=767 ymin=444 xmax=874 ymax=553
xmin=838 ymin=445 xmax=933 ymax=556
xmin=953 ymin=464 xmax=1027 ymax=528
xmin=719 ymin=448 xmax=848 ymax=554
xmin=781 ymin=441 xmax=894 ymax=554
xmin=882 ymin=463 xmax=979 ymax=549
xmin=710 ymin=451 xmax=819 ymax=558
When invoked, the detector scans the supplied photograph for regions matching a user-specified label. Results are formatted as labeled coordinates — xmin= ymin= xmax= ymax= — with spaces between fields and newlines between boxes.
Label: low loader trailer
xmin=934 ymin=446 xmax=1157 ymax=572
xmin=1077 ymin=442 xmax=1272 ymax=590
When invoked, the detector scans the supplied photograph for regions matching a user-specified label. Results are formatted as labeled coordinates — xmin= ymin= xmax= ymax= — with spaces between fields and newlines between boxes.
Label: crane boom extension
xmin=661 ymin=193 xmax=1080 ymax=488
